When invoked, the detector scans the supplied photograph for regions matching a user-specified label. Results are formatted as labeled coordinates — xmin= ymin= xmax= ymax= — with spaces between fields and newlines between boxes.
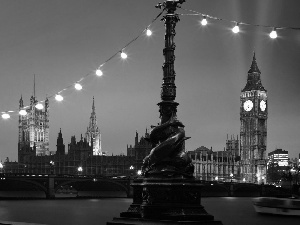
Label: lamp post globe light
xmin=50 ymin=161 xmax=54 ymax=174
xmin=77 ymin=166 xmax=83 ymax=175
xmin=230 ymin=173 xmax=234 ymax=182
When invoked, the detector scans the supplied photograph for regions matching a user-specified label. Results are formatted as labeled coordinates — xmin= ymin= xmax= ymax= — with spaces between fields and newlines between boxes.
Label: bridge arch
xmin=201 ymin=183 xmax=230 ymax=197
xmin=233 ymin=183 xmax=261 ymax=197
xmin=8 ymin=178 xmax=47 ymax=192
xmin=54 ymin=178 xmax=130 ymax=197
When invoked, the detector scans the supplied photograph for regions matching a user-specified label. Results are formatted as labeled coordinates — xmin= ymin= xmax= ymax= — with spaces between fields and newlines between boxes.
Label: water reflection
xmin=0 ymin=198 xmax=299 ymax=225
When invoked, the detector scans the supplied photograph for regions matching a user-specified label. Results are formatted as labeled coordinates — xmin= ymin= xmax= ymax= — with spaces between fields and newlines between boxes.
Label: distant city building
xmin=127 ymin=129 xmax=152 ymax=171
xmin=85 ymin=97 xmax=102 ymax=155
xmin=15 ymin=91 xmax=134 ymax=176
xmin=10 ymin=129 xmax=135 ymax=176
xmin=187 ymin=135 xmax=240 ymax=182
xmin=268 ymin=149 xmax=289 ymax=168
xmin=18 ymin=78 xmax=50 ymax=163
xmin=267 ymin=149 xmax=289 ymax=184
xmin=240 ymin=53 xmax=268 ymax=184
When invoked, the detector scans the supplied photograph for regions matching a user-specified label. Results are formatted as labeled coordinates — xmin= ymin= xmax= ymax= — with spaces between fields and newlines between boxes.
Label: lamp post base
xmin=107 ymin=178 xmax=223 ymax=225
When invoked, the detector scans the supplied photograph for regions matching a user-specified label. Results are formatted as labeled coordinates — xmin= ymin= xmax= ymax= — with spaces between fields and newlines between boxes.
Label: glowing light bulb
xmin=121 ymin=52 xmax=127 ymax=59
xmin=35 ymin=103 xmax=44 ymax=110
xmin=19 ymin=109 xmax=27 ymax=116
xmin=96 ymin=69 xmax=103 ymax=76
xmin=2 ymin=113 xmax=10 ymax=119
xmin=201 ymin=17 xmax=207 ymax=26
xmin=55 ymin=94 xmax=63 ymax=102
xmin=146 ymin=29 xmax=152 ymax=36
xmin=75 ymin=83 xmax=82 ymax=90
xmin=232 ymin=23 xmax=239 ymax=33
xmin=269 ymin=28 xmax=277 ymax=39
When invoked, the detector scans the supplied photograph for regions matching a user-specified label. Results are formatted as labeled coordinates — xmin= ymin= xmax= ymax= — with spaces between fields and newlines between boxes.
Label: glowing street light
xmin=96 ymin=68 xmax=103 ymax=76
xmin=55 ymin=94 xmax=63 ymax=102
xmin=35 ymin=103 xmax=44 ymax=110
xmin=146 ymin=29 xmax=152 ymax=36
xmin=78 ymin=166 xmax=83 ymax=175
xmin=121 ymin=51 xmax=128 ymax=59
xmin=74 ymin=83 xmax=82 ymax=90
xmin=201 ymin=16 xmax=208 ymax=26
xmin=19 ymin=109 xmax=27 ymax=116
xmin=1 ymin=113 xmax=10 ymax=119
xmin=232 ymin=23 xmax=239 ymax=33
xmin=269 ymin=28 xmax=277 ymax=39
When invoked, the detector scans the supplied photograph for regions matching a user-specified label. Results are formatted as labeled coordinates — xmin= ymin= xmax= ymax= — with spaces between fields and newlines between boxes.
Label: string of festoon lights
xmin=1 ymin=6 xmax=300 ymax=120
xmin=0 ymin=9 xmax=165 ymax=119
xmin=178 ymin=7 xmax=300 ymax=38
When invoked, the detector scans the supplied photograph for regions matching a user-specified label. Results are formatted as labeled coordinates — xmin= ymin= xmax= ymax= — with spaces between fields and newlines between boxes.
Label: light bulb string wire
xmin=178 ymin=7 xmax=300 ymax=31
xmin=1 ymin=9 xmax=165 ymax=115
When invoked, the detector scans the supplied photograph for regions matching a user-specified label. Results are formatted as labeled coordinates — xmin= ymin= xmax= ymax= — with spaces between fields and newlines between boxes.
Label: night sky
xmin=0 ymin=0 xmax=299 ymax=161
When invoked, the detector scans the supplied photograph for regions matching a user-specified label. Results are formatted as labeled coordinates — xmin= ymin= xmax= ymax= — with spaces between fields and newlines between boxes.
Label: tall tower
xmin=18 ymin=76 xmax=50 ymax=163
xmin=85 ymin=97 xmax=101 ymax=155
xmin=56 ymin=128 xmax=65 ymax=155
xmin=240 ymin=53 xmax=268 ymax=183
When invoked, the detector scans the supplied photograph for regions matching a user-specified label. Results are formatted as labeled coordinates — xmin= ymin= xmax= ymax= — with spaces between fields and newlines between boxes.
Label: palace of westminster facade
xmin=6 ymin=53 xmax=268 ymax=183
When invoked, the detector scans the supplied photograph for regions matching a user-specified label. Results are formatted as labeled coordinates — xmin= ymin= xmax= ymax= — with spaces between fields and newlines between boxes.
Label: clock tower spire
xmin=240 ymin=53 xmax=268 ymax=184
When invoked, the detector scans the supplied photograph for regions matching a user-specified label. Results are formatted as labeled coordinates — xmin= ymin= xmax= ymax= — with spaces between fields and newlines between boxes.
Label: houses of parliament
xmin=6 ymin=53 xmax=268 ymax=183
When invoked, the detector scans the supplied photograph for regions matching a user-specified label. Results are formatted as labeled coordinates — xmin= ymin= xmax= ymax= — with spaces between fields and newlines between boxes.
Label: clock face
xmin=243 ymin=100 xmax=253 ymax=111
xmin=260 ymin=100 xmax=266 ymax=111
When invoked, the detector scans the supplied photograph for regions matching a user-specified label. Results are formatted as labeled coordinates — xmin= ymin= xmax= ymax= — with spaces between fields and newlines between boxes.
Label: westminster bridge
xmin=0 ymin=173 xmax=292 ymax=199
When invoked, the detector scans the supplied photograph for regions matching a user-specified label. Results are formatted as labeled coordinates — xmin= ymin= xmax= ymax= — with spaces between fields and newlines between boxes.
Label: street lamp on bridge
xmin=77 ymin=166 xmax=83 ymax=176
xmin=50 ymin=161 xmax=54 ymax=174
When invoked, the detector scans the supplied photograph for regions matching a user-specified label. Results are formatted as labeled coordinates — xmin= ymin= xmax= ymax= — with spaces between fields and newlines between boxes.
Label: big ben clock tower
xmin=240 ymin=53 xmax=267 ymax=184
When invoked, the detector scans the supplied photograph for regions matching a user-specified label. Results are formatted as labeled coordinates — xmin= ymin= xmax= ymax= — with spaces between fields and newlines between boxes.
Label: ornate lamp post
xmin=107 ymin=1 xmax=222 ymax=224
xmin=141 ymin=0 xmax=193 ymax=179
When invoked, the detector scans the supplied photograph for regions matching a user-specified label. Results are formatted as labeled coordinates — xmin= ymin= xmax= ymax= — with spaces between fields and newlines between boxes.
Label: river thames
xmin=0 ymin=197 xmax=299 ymax=225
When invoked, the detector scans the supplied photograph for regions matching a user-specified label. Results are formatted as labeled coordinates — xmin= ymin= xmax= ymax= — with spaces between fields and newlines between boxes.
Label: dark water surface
xmin=0 ymin=197 xmax=299 ymax=225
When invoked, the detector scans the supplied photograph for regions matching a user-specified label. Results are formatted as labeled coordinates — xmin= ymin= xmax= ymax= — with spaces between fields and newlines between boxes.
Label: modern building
xmin=240 ymin=53 xmax=268 ymax=184
xmin=85 ymin=97 xmax=102 ymax=155
xmin=267 ymin=148 xmax=289 ymax=184
xmin=18 ymin=80 xmax=50 ymax=163
xmin=267 ymin=149 xmax=289 ymax=168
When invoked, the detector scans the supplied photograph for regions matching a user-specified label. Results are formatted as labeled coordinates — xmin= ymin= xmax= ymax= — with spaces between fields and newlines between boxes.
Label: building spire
xmin=248 ymin=51 xmax=261 ymax=74
xmin=34 ymin=74 xmax=36 ymax=98
xmin=242 ymin=53 xmax=266 ymax=92
xmin=85 ymin=97 xmax=101 ymax=155
xmin=92 ymin=96 xmax=95 ymax=113
xmin=19 ymin=95 xmax=24 ymax=108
